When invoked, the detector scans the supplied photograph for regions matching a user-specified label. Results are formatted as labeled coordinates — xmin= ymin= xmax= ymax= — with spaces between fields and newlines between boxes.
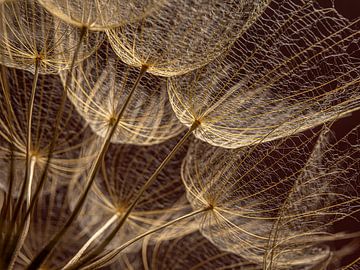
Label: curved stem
xmin=26 ymin=157 xmax=36 ymax=208
xmin=20 ymin=26 xmax=87 ymax=270
xmin=8 ymin=156 xmax=37 ymax=270
xmin=117 ymin=121 xmax=199 ymax=229
xmin=62 ymin=214 xmax=118 ymax=269
xmin=26 ymin=64 xmax=40 ymax=168
xmin=26 ymin=64 xmax=148 ymax=270
xmin=2 ymin=60 xmax=39 ymax=268
xmin=141 ymin=236 xmax=151 ymax=270
xmin=11 ymin=59 xmax=40 ymax=225
xmin=68 ymin=120 xmax=200 ymax=270
xmin=82 ymin=207 xmax=210 ymax=270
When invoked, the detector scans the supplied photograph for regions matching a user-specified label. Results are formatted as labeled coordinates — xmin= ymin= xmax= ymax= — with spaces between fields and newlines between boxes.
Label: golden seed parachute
xmin=0 ymin=0 xmax=359 ymax=269
xmin=37 ymin=0 xmax=163 ymax=31
xmin=168 ymin=0 xmax=360 ymax=148
xmin=107 ymin=0 xmax=270 ymax=76
xmin=181 ymin=124 xmax=360 ymax=269
xmin=0 ymin=67 xmax=92 ymax=196
xmin=61 ymin=42 xmax=184 ymax=145
xmin=0 ymin=0 xmax=102 ymax=74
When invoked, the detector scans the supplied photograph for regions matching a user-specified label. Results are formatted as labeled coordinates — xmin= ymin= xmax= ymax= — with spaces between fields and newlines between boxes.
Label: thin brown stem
xmin=68 ymin=120 xmax=200 ymax=270
xmin=11 ymin=59 xmax=40 ymax=225
xmin=2 ymin=60 xmax=40 ymax=268
xmin=26 ymin=64 xmax=148 ymax=270
xmin=62 ymin=214 xmax=119 ymax=269
xmin=82 ymin=207 xmax=210 ymax=270
xmin=8 ymin=157 xmax=37 ymax=270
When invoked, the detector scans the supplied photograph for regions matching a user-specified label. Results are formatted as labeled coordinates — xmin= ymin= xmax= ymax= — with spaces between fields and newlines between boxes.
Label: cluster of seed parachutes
xmin=0 ymin=0 xmax=359 ymax=269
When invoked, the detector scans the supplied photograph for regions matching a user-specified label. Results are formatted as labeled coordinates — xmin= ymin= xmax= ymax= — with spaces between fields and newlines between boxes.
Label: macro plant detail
xmin=36 ymin=0 xmax=161 ymax=31
xmin=61 ymin=41 xmax=184 ymax=145
xmin=0 ymin=0 xmax=102 ymax=74
xmin=182 ymin=125 xmax=360 ymax=269
xmin=107 ymin=0 xmax=270 ymax=76
xmin=0 ymin=0 xmax=359 ymax=270
xmin=168 ymin=0 xmax=360 ymax=148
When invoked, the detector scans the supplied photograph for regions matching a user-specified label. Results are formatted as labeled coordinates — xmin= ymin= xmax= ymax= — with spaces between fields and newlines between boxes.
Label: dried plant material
xmin=37 ymin=0 xmax=162 ymax=30
xmin=0 ymin=67 xmax=92 ymax=196
xmin=61 ymin=42 xmax=184 ymax=145
xmin=14 ymin=180 xmax=88 ymax=269
xmin=0 ymin=0 xmax=103 ymax=74
xmin=107 ymin=0 xmax=269 ymax=76
xmin=182 ymin=124 xmax=360 ymax=269
xmin=66 ymin=133 xmax=191 ymax=265
xmin=0 ymin=0 xmax=358 ymax=269
xmin=169 ymin=0 xmax=360 ymax=149
xmin=148 ymin=231 xmax=261 ymax=270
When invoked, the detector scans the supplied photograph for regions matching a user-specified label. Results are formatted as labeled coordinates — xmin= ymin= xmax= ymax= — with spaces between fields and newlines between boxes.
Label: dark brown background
xmin=328 ymin=1 xmax=360 ymax=267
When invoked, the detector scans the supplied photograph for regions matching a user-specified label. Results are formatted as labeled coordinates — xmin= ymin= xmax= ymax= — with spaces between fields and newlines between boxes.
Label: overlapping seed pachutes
xmin=0 ymin=0 xmax=358 ymax=269
xmin=0 ymin=67 xmax=93 ymax=196
xmin=37 ymin=0 xmax=162 ymax=31
xmin=0 ymin=0 xmax=102 ymax=74
xmin=168 ymin=0 xmax=360 ymax=149
xmin=67 ymin=133 xmax=192 ymax=257
xmin=14 ymin=179 xmax=88 ymax=269
xmin=148 ymin=231 xmax=261 ymax=270
xmin=107 ymin=0 xmax=269 ymax=77
xmin=263 ymin=124 xmax=360 ymax=269
xmin=60 ymin=42 xmax=184 ymax=145
xmin=181 ymin=124 xmax=360 ymax=269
